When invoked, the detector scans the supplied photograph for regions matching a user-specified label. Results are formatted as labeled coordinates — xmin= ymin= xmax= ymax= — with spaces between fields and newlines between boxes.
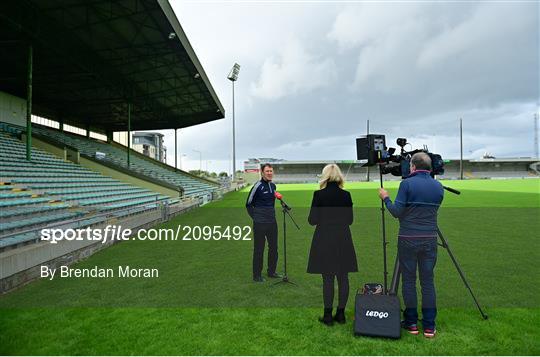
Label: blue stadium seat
xmin=0 ymin=126 xmax=178 ymax=249
xmin=19 ymin=123 xmax=220 ymax=198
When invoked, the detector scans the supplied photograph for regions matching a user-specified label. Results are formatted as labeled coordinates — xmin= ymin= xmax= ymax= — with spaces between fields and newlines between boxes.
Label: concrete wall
xmin=66 ymin=147 xmax=80 ymax=164
xmin=0 ymin=91 xmax=26 ymax=126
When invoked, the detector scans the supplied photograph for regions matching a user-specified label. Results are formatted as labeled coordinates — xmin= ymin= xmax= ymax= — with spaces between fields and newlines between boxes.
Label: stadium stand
xmin=0 ymin=127 xmax=178 ymax=249
xmin=268 ymin=159 xmax=539 ymax=184
xmin=0 ymin=122 xmax=220 ymax=199
xmin=0 ymin=0 xmax=226 ymax=292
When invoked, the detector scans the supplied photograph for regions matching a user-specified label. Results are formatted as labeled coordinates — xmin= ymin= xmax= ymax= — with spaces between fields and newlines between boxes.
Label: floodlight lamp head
xmin=168 ymin=32 xmax=176 ymax=40
xmin=227 ymin=63 xmax=241 ymax=81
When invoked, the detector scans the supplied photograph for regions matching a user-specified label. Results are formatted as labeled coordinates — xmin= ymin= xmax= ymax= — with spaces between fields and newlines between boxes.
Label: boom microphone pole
xmin=442 ymin=185 xmax=461 ymax=195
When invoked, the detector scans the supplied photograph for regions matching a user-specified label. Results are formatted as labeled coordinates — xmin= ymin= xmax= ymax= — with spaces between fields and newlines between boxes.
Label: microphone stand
xmin=273 ymin=200 xmax=300 ymax=286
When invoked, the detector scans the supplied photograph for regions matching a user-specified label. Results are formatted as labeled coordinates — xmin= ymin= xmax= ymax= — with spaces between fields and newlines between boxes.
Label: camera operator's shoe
xmin=401 ymin=321 xmax=419 ymax=335
xmin=267 ymin=272 xmax=282 ymax=279
xmin=318 ymin=308 xmax=334 ymax=326
xmin=423 ymin=328 xmax=437 ymax=338
xmin=253 ymin=276 xmax=265 ymax=283
xmin=333 ymin=308 xmax=346 ymax=324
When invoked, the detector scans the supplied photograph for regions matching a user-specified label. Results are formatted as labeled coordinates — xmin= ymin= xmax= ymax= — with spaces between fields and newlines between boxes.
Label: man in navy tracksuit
xmin=246 ymin=163 xmax=281 ymax=282
xmin=378 ymin=152 xmax=444 ymax=338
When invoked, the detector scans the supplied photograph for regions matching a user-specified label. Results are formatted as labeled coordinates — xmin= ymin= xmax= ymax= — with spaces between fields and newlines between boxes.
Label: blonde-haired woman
xmin=308 ymin=164 xmax=358 ymax=326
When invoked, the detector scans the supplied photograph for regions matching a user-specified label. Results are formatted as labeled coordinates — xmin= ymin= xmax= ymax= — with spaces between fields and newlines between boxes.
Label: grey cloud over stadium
xmin=160 ymin=1 xmax=538 ymax=174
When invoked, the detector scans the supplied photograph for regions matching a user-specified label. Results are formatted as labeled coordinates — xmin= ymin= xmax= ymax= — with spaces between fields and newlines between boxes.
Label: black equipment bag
xmin=361 ymin=283 xmax=384 ymax=295
xmin=354 ymin=292 xmax=401 ymax=339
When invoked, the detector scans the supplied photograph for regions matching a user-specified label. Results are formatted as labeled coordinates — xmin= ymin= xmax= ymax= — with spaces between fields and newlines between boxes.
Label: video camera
xmin=353 ymin=134 xmax=487 ymax=327
xmin=356 ymin=134 xmax=445 ymax=179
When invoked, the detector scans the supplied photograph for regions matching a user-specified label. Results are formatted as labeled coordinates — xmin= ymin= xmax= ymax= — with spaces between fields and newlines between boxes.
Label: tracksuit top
xmin=383 ymin=170 xmax=444 ymax=238
xmin=245 ymin=178 xmax=277 ymax=224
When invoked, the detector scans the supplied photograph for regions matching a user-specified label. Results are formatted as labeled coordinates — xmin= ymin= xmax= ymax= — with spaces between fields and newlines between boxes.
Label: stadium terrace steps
xmin=44 ymin=186 xmax=145 ymax=195
xmin=0 ymin=211 xmax=85 ymax=232
xmin=0 ymin=215 xmax=109 ymax=248
xmin=0 ymin=192 xmax=33 ymax=199
xmin=10 ymin=123 xmax=220 ymax=198
xmin=24 ymin=182 xmax=132 ymax=190
xmin=78 ymin=192 xmax=162 ymax=206
xmin=53 ymin=188 xmax=151 ymax=201
xmin=0 ymin=129 xmax=177 ymax=249
xmin=0 ymin=198 xmax=51 ymax=207
xmin=0 ymin=204 xmax=71 ymax=219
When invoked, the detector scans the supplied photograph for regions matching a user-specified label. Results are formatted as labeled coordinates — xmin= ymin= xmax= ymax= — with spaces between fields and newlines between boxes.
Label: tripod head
xmin=279 ymin=198 xmax=291 ymax=211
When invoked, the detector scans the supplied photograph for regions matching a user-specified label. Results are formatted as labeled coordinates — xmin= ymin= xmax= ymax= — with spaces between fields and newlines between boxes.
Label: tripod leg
xmin=389 ymin=255 xmax=400 ymax=295
xmin=437 ymin=229 xmax=488 ymax=320
xmin=283 ymin=209 xmax=287 ymax=279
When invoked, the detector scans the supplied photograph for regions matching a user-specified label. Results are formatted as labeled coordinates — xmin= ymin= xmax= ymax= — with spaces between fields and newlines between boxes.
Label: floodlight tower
xmin=193 ymin=149 xmax=202 ymax=173
xmin=227 ymin=63 xmax=241 ymax=181
xmin=535 ymin=112 xmax=539 ymax=159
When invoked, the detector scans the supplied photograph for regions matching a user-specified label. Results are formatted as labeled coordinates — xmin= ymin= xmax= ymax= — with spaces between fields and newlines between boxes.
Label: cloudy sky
xmin=159 ymin=1 xmax=538 ymax=174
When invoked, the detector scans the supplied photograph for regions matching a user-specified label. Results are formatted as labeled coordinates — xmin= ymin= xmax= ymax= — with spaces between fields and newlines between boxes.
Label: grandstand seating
xmin=0 ymin=129 xmax=178 ymax=248
xmin=4 ymin=123 xmax=220 ymax=198
xmin=273 ymin=173 xmax=402 ymax=183
xmin=273 ymin=174 xmax=320 ymax=184
xmin=273 ymin=170 xmax=536 ymax=183
xmin=442 ymin=171 xmax=537 ymax=179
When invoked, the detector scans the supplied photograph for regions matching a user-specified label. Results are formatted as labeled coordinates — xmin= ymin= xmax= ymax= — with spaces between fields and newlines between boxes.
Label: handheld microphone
xmin=274 ymin=192 xmax=291 ymax=210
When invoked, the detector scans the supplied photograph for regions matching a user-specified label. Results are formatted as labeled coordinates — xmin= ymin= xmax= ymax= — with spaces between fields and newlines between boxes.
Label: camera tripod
xmin=273 ymin=200 xmax=300 ymax=286
xmin=388 ymin=226 xmax=488 ymax=319
xmin=377 ymin=163 xmax=488 ymax=319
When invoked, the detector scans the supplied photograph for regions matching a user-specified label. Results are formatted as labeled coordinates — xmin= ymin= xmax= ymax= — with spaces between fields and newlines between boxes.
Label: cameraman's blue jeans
xmin=398 ymin=237 xmax=437 ymax=330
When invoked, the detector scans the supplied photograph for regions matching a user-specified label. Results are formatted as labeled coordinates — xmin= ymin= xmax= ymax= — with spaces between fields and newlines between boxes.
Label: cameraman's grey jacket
xmin=383 ymin=170 xmax=444 ymax=238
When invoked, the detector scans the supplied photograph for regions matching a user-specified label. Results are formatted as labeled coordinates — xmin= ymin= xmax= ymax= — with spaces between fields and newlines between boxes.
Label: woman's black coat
xmin=307 ymin=182 xmax=358 ymax=274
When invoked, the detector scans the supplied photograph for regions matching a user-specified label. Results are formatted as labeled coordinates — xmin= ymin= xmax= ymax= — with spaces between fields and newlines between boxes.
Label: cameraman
xmin=378 ymin=152 xmax=444 ymax=338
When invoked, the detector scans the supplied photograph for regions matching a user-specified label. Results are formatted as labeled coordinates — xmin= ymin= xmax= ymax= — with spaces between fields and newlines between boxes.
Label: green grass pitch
xmin=0 ymin=178 xmax=539 ymax=355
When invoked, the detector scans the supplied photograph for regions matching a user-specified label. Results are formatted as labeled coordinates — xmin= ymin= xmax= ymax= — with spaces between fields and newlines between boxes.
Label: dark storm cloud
xmin=168 ymin=1 xmax=538 ymax=172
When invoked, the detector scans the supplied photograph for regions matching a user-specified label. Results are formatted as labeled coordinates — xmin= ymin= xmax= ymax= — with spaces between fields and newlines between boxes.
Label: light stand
xmin=227 ymin=63 xmax=240 ymax=181
xmin=273 ymin=200 xmax=300 ymax=286
xmin=388 ymin=185 xmax=488 ymax=320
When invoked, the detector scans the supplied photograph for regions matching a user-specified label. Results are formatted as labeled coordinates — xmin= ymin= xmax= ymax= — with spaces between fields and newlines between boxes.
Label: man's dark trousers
xmin=253 ymin=222 xmax=278 ymax=278
xmin=398 ymin=237 xmax=438 ymax=329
